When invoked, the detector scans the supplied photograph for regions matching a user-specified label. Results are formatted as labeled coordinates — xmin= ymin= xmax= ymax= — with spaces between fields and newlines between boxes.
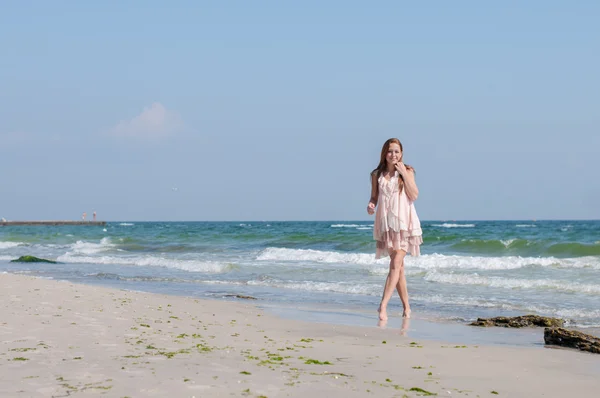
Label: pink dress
xmin=373 ymin=171 xmax=423 ymax=259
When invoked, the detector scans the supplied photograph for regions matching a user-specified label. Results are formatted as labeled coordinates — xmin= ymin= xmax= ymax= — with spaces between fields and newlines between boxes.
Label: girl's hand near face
xmin=395 ymin=162 xmax=408 ymax=176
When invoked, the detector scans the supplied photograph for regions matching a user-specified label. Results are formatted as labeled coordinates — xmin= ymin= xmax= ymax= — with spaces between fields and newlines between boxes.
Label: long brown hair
xmin=371 ymin=138 xmax=413 ymax=193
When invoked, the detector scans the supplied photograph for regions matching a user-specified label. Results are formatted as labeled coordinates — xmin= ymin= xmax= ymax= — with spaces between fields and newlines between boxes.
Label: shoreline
xmin=2 ymin=273 xmax=598 ymax=397
xmin=260 ymin=302 xmax=548 ymax=348
xmin=3 ymin=267 xmax=599 ymax=345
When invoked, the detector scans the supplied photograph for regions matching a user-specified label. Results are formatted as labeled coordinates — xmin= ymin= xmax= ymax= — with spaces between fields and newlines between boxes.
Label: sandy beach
xmin=1 ymin=274 xmax=598 ymax=397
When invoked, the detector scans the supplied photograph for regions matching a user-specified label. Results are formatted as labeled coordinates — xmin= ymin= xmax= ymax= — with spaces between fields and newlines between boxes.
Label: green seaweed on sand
xmin=158 ymin=349 xmax=190 ymax=358
xmin=304 ymin=359 xmax=332 ymax=365
xmin=196 ymin=343 xmax=213 ymax=352
xmin=409 ymin=387 xmax=436 ymax=396
xmin=89 ymin=385 xmax=112 ymax=390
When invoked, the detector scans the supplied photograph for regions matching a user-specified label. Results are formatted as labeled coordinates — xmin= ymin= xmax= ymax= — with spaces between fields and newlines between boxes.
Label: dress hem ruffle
xmin=375 ymin=231 xmax=423 ymax=259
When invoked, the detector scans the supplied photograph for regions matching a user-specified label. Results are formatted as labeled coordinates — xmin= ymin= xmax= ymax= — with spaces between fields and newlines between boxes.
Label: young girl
xmin=367 ymin=138 xmax=423 ymax=321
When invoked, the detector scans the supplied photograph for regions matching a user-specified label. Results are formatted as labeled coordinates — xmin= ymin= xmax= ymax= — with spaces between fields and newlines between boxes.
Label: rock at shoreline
xmin=10 ymin=256 xmax=57 ymax=264
xmin=224 ymin=294 xmax=257 ymax=300
xmin=470 ymin=315 xmax=564 ymax=328
xmin=544 ymin=327 xmax=600 ymax=354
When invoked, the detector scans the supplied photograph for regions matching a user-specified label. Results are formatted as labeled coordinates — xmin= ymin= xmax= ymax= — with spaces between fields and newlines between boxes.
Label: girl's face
xmin=386 ymin=143 xmax=402 ymax=165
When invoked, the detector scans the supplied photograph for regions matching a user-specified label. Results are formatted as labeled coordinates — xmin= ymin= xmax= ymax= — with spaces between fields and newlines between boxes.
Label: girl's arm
xmin=403 ymin=167 xmax=419 ymax=202
xmin=399 ymin=166 xmax=419 ymax=202
xmin=367 ymin=172 xmax=378 ymax=214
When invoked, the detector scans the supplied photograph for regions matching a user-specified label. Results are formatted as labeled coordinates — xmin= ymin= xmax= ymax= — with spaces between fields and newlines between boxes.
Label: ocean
xmin=1 ymin=220 xmax=599 ymax=331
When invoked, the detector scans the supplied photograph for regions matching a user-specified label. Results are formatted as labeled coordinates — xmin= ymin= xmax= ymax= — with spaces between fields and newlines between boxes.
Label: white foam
xmin=412 ymin=294 xmax=509 ymax=309
xmin=246 ymin=279 xmax=380 ymax=295
xmin=257 ymin=247 xmax=386 ymax=265
xmin=516 ymin=224 xmax=536 ymax=227
xmin=331 ymin=224 xmax=372 ymax=228
xmin=519 ymin=305 xmax=600 ymax=321
xmin=256 ymin=248 xmax=600 ymax=270
xmin=410 ymin=254 xmax=561 ymax=271
xmin=70 ymin=237 xmax=115 ymax=255
xmin=413 ymin=294 xmax=600 ymax=325
xmin=119 ymin=223 xmax=134 ymax=226
xmin=431 ymin=223 xmax=475 ymax=228
xmin=423 ymin=271 xmax=600 ymax=295
xmin=0 ymin=242 xmax=23 ymax=250
xmin=56 ymin=253 xmax=230 ymax=273
xmin=500 ymin=239 xmax=516 ymax=247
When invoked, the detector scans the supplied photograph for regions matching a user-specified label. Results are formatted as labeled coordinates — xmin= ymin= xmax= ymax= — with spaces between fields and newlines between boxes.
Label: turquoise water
xmin=1 ymin=220 xmax=599 ymax=328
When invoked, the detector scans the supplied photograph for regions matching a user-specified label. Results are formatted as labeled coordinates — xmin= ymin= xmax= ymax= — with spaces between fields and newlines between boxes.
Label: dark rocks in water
xmin=544 ymin=327 xmax=600 ymax=354
xmin=470 ymin=315 xmax=564 ymax=328
xmin=10 ymin=255 xmax=57 ymax=264
xmin=224 ymin=294 xmax=257 ymax=300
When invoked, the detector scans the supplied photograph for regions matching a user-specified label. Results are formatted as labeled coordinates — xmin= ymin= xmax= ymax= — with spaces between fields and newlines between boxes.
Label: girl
xmin=367 ymin=138 xmax=423 ymax=321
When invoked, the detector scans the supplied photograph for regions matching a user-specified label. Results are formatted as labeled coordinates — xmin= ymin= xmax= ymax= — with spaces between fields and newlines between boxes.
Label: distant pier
xmin=0 ymin=221 xmax=107 ymax=226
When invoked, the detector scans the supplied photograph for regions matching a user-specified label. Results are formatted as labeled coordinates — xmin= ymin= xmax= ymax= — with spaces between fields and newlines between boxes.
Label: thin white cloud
xmin=109 ymin=102 xmax=183 ymax=139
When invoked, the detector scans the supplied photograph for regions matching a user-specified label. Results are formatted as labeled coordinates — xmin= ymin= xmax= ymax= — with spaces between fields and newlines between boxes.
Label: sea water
xmin=1 ymin=220 xmax=599 ymax=331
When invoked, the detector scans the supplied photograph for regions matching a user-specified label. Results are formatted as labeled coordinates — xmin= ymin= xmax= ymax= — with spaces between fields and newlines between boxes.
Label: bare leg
xmin=394 ymin=253 xmax=411 ymax=318
xmin=377 ymin=250 xmax=406 ymax=321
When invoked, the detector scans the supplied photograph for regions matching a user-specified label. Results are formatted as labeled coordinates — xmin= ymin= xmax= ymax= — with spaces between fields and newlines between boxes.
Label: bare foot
xmin=402 ymin=309 xmax=411 ymax=319
xmin=378 ymin=306 xmax=388 ymax=321
xmin=377 ymin=319 xmax=388 ymax=329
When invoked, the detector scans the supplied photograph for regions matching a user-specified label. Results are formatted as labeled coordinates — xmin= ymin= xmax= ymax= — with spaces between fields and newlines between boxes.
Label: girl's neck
xmin=385 ymin=164 xmax=396 ymax=174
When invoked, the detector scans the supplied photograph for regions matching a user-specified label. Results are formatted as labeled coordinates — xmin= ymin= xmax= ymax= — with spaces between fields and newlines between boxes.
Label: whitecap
xmin=423 ymin=271 xmax=600 ymax=295
xmin=256 ymin=248 xmax=600 ymax=270
xmin=0 ymin=242 xmax=23 ymax=250
xmin=431 ymin=223 xmax=475 ymax=228
xmin=56 ymin=253 xmax=232 ymax=274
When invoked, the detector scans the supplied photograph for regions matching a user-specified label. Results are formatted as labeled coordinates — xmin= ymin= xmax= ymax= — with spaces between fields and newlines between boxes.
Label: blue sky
xmin=1 ymin=1 xmax=598 ymax=221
